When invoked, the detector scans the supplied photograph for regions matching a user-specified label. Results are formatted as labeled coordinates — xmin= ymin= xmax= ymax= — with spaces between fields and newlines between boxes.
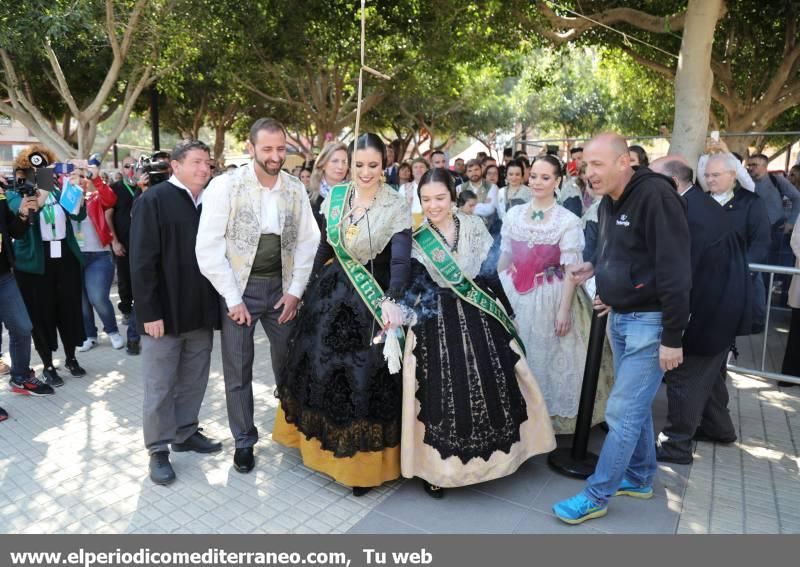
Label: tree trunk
xmin=669 ymin=0 xmax=724 ymax=166
xmin=213 ymin=123 xmax=226 ymax=166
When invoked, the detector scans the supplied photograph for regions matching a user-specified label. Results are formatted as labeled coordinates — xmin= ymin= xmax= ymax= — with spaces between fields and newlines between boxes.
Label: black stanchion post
xmin=112 ymin=140 xmax=119 ymax=169
xmin=548 ymin=309 xmax=608 ymax=479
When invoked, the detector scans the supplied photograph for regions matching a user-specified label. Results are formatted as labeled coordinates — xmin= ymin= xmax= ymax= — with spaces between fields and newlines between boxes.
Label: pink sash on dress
xmin=507 ymin=241 xmax=563 ymax=294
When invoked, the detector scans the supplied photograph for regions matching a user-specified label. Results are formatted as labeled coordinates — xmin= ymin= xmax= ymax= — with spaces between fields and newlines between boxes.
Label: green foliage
xmin=511 ymin=46 xmax=673 ymax=139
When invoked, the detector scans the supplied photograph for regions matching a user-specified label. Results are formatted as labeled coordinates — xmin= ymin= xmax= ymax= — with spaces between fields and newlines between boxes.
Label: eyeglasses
xmin=123 ymin=164 xmax=134 ymax=169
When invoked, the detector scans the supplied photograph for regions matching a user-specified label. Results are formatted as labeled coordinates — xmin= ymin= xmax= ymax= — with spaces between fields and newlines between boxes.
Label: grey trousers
xmin=657 ymin=348 xmax=737 ymax=460
xmin=221 ymin=277 xmax=295 ymax=448
xmin=142 ymin=327 xmax=213 ymax=454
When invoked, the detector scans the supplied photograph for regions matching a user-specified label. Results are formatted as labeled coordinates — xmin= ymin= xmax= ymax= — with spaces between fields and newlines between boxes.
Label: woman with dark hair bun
xmin=400 ymin=168 xmax=555 ymax=499
xmin=628 ymin=145 xmax=649 ymax=168
xmin=499 ymin=155 xmax=613 ymax=434
xmin=274 ymin=132 xmax=412 ymax=496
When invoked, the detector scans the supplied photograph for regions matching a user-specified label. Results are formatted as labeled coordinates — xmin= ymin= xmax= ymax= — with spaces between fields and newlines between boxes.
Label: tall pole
xmin=548 ymin=310 xmax=607 ymax=479
xmin=150 ymin=84 xmax=160 ymax=151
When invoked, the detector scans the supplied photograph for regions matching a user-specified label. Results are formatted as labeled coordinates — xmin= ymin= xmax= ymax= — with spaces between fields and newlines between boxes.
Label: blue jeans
xmin=81 ymin=251 xmax=119 ymax=338
xmin=0 ymin=273 xmax=33 ymax=382
xmin=584 ymin=311 xmax=664 ymax=506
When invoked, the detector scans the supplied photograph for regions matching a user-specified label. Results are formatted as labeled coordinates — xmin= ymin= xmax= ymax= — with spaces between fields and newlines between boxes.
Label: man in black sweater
xmin=651 ymin=156 xmax=748 ymax=464
xmin=130 ymin=140 xmax=222 ymax=485
xmin=554 ymin=133 xmax=692 ymax=525
xmin=0 ymin=180 xmax=53 ymax=408
xmin=106 ymin=157 xmax=138 ymax=324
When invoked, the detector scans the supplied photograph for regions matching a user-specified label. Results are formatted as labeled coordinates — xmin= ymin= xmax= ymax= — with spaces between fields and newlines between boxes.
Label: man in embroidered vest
xmin=196 ymin=118 xmax=320 ymax=474
xmin=456 ymin=158 xmax=498 ymax=231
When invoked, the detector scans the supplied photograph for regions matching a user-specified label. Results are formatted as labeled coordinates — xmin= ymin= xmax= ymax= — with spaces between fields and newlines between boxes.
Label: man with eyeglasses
xmin=106 ymin=157 xmax=141 ymax=354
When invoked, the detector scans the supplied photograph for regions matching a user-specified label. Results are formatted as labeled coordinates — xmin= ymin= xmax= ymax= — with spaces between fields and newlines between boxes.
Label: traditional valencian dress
xmin=499 ymin=204 xmax=613 ymax=434
xmin=400 ymin=213 xmax=555 ymax=487
xmin=273 ymin=182 xmax=411 ymax=488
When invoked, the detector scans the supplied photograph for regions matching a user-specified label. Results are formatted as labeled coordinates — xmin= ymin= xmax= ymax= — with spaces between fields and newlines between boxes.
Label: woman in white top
xmin=497 ymin=160 xmax=533 ymax=221
xmin=399 ymin=158 xmax=429 ymax=229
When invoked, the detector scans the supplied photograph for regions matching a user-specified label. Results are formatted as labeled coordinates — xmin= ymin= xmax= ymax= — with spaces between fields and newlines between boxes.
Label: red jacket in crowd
xmin=85 ymin=176 xmax=117 ymax=246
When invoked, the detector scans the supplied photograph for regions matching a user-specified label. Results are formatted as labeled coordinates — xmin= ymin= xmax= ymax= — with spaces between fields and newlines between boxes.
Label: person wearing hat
xmin=8 ymin=146 xmax=88 ymax=387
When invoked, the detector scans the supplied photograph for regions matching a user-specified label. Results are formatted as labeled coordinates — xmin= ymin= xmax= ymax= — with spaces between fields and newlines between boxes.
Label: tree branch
xmin=86 ymin=0 xmax=150 ymax=118
xmin=536 ymin=1 xmax=688 ymax=41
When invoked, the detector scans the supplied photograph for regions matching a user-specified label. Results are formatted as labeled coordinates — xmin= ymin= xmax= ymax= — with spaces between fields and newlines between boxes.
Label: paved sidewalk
xmin=1 ymin=304 xmax=798 ymax=534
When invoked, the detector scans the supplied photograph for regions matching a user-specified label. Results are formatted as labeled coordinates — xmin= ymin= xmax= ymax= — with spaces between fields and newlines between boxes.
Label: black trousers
xmin=657 ymin=348 xmax=736 ymax=460
xmin=15 ymin=242 xmax=85 ymax=364
xmin=782 ymin=308 xmax=800 ymax=377
xmin=115 ymin=249 xmax=133 ymax=314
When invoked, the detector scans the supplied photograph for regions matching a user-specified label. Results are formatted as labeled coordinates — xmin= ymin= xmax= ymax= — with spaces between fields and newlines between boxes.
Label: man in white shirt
xmin=196 ymin=118 xmax=320 ymax=474
xmin=456 ymin=158 xmax=498 ymax=229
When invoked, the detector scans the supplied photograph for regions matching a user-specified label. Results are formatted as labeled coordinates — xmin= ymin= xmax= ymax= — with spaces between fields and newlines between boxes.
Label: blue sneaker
xmin=614 ymin=478 xmax=654 ymax=499
xmin=553 ymin=493 xmax=608 ymax=524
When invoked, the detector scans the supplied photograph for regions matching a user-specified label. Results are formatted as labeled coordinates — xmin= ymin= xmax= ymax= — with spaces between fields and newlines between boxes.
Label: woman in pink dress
xmin=499 ymin=155 xmax=612 ymax=434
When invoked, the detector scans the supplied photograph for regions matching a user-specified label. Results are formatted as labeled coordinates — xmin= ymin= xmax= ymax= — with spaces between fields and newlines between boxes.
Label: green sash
xmin=326 ymin=183 xmax=405 ymax=350
xmin=413 ymin=224 xmax=526 ymax=356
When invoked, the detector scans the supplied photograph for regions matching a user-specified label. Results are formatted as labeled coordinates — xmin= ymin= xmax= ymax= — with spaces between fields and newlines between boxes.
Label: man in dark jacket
xmin=0 ymin=181 xmax=53 ymax=407
xmin=553 ymin=133 xmax=692 ymax=525
xmin=130 ymin=140 xmax=222 ymax=485
xmin=106 ymin=157 xmax=137 ymax=319
xmin=651 ymin=156 xmax=749 ymax=464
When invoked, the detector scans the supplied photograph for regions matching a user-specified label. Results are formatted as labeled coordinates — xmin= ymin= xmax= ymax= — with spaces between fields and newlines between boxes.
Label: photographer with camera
xmin=0 ymin=167 xmax=54 ymax=409
xmin=8 ymin=146 xmax=88 ymax=388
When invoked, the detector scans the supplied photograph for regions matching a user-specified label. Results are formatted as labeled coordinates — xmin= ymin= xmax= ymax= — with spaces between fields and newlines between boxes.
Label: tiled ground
xmin=1 ymin=296 xmax=798 ymax=534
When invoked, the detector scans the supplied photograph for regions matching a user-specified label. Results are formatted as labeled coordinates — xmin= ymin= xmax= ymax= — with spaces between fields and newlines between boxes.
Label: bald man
xmin=650 ymin=156 xmax=747 ymax=464
xmin=554 ymin=134 xmax=692 ymax=525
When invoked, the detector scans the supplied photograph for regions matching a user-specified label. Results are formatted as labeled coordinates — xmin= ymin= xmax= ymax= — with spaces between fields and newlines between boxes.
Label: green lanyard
xmin=42 ymin=193 xmax=56 ymax=233
xmin=122 ymin=181 xmax=135 ymax=198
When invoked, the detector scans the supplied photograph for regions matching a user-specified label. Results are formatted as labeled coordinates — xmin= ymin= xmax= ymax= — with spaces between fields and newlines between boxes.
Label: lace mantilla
xmin=322 ymin=184 xmax=411 ymax=264
xmin=412 ymin=213 xmax=492 ymax=288
xmin=502 ymin=204 xmax=580 ymax=246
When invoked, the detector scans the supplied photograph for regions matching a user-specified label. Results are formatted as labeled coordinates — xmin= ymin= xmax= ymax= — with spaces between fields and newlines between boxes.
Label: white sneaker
xmin=109 ymin=333 xmax=125 ymax=350
xmin=78 ymin=338 xmax=97 ymax=352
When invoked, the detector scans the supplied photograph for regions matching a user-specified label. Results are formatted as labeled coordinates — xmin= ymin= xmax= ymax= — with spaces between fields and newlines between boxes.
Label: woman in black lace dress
xmin=400 ymin=169 xmax=555 ymax=499
xmin=273 ymin=133 xmax=411 ymax=496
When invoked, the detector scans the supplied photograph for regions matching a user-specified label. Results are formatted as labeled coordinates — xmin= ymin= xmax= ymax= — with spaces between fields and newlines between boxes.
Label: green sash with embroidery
xmin=326 ymin=183 xmax=405 ymax=351
xmin=413 ymin=224 xmax=526 ymax=355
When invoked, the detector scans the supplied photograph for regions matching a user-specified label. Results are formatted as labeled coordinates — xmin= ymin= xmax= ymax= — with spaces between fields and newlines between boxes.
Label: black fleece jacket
xmin=594 ymin=167 xmax=692 ymax=348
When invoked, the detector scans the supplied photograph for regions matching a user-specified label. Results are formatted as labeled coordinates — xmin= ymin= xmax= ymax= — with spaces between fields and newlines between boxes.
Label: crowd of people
xmin=1 ymin=118 xmax=799 ymax=528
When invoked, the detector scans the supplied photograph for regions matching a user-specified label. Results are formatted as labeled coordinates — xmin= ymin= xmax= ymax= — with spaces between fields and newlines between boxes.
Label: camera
xmin=138 ymin=154 xmax=171 ymax=186
xmin=4 ymin=176 xmax=36 ymax=198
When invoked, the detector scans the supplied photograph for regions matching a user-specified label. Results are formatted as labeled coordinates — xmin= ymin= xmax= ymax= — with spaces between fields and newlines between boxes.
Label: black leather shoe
xmin=423 ymin=481 xmax=444 ymax=499
xmin=0 ymin=406 xmax=8 ymax=422
xmin=172 ymin=430 xmax=222 ymax=454
xmin=352 ymin=486 xmax=372 ymax=497
xmin=656 ymin=450 xmax=693 ymax=465
xmin=65 ymin=358 xmax=86 ymax=377
xmin=42 ymin=366 xmax=64 ymax=387
xmin=692 ymin=429 xmax=736 ymax=444
xmin=126 ymin=340 xmax=141 ymax=355
xmin=149 ymin=451 xmax=176 ymax=485
xmin=233 ymin=447 xmax=255 ymax=473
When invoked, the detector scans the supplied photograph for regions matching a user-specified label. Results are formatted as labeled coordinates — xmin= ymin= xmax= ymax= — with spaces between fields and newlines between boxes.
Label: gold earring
xmin=381 ymin=174 xmax=386 ymax=184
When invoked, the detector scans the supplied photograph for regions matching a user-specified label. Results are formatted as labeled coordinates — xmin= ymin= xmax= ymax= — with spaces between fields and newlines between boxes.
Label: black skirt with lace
xmin=277 ymin=258 xmax=402 ymax=458
xmin=408 ymin=261 xmax=529 ymax=464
